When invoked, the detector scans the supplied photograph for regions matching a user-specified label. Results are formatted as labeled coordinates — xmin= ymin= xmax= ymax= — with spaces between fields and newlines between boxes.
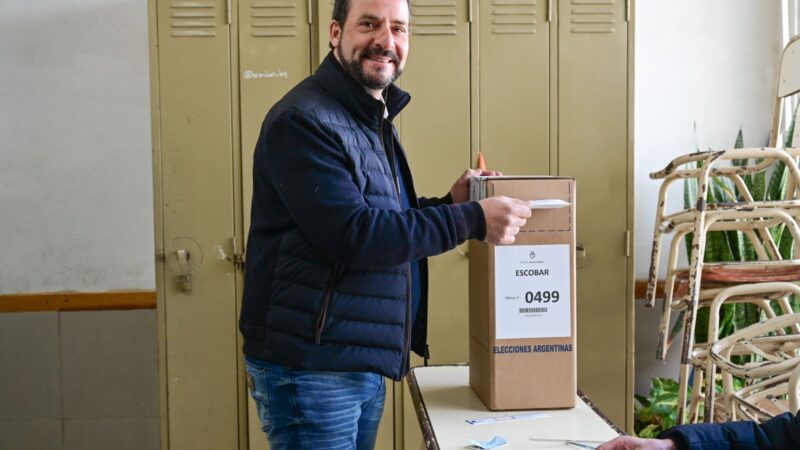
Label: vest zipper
xmin=315 ymin=264 xmax=339 ymax=344
xmin=380 ymin=116 xmax=413 ymax=377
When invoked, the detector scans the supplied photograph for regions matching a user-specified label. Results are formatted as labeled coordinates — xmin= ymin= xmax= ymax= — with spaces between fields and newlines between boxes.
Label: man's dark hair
xmin=332 ymin=0 xmax=350 ymax=27
xmin=329 ymin=0 xmax=411 ymax=49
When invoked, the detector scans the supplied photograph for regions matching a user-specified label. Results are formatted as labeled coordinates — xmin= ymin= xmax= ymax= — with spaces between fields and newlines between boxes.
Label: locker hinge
xmin=625 ymin=0 xmax=631 ymax=22
xmin=307 ymin=0 xmax=312 ymax=24
xmin=547 ymin=0 xmax=553 ymax=22
xmin=468 ymin=0 xmax=473 ymax=23
xmin=624 ymin=230 xmax=631 ymax=257
xmin=225 ymin=0 xmax=232 ymax=25
xmin=216 ymin=237 xmax=245 ymax=270
xmin=232 ymin=237 xmax=245 ymax=271
xmin=156 ymin=250 xmax=166 ymax=263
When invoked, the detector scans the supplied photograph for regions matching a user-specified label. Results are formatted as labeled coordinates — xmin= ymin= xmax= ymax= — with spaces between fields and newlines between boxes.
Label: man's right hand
xmin=478 ymin=196 xmax=532 ymax=245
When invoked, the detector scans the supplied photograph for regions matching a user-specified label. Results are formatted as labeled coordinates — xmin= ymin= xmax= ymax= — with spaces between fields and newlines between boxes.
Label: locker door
xmin=237 ymin=1 xmax=313 ymax=448
xmin=478 ymin=0 xmax=550 ymax=174
xmin=557 ymin=0 xmax=632 ymax=429
xmin=397 ymin=1 xmax=471 ymax=447
xmin=239 ymin=0 xmax=313 ymax=240
xmin=155 ymin=0 xmax=239 ymax=448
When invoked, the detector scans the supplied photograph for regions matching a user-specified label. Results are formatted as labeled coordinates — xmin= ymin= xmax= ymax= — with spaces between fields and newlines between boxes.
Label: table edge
xmin=406 ymin=364 xmax=625 ymax=449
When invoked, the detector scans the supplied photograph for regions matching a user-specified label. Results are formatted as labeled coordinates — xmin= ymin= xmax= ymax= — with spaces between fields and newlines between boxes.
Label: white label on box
xmin=494 ymin=244 xmax=572 ymax=339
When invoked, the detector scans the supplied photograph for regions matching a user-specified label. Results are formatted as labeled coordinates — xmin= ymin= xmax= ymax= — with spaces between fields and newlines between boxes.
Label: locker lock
xmin=176 ymin=249 xmax=192 ymax=293
xmin=164 ymin=236 xmax=203 ymax=293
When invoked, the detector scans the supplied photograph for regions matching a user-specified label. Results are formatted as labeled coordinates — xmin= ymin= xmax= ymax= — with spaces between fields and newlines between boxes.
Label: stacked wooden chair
xmin=644 ymin=36 xmax=800 ymax=424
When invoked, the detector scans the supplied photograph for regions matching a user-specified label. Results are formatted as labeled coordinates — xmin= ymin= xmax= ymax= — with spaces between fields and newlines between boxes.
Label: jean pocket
xmin=245 ymin=366 xmax=273 ymax=433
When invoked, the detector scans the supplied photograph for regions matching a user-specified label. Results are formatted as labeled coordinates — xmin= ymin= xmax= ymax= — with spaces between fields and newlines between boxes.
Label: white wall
xmin=0 ymin=0 xmax=154 ymax=294
xmin=633 ymin=1 xmax=783 ymax=395
xmin=635 ymin=0 xmax=783 ymax=280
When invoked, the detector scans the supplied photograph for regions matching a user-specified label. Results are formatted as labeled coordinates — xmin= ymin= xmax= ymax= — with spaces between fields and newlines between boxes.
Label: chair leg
xmin=688 ymin=365 xmax=704 ymax=423
xmin=657 ymin=230 xmax=687 ymax=360
xmin=647 ymin=182 xmax=671 ymax=308
xmin=657 ymin=286 xmax=677 ymax=360
xmin=703 ymin=360 xmax=716 ymax=423
xmin=677 ymin=362 xmax=692 ymax=425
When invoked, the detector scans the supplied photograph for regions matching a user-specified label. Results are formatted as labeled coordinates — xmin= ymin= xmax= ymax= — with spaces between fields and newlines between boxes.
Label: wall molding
xmin=0 ymin=290 xmax=156 ymax=313
xmin=0 ymin=283 xmax=661 ymax=312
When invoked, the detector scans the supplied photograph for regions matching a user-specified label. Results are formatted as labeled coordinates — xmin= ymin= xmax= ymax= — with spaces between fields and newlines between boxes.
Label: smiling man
xmin=239 ymin=0 xmax=532 ymax=448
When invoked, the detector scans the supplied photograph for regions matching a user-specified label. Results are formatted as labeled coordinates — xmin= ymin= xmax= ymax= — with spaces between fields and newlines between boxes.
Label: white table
xmin=406 ymin=365 xmax=623 ymax=449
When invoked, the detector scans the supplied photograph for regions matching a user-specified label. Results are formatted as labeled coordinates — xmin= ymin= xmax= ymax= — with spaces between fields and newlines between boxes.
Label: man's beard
xmin=337 ymin=45 xmax=402 ymax=91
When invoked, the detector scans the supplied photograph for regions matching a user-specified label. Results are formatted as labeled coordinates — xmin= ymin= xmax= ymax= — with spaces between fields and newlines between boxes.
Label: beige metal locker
xmin=153 ymin=0 xmax=240 ymax=448
xmin=557 ymin=0 xmax=633 ymax=430
xmin=477 ymin=0 xmax=551 ymax=175
xmin=239 ymin=0 xmax=313 ymax=238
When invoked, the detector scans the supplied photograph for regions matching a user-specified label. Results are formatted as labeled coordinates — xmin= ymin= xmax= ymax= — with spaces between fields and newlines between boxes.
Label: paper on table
xmin=529 ymin=199 xmax=571 ymax=209
xmin=530 ymin=438 xmax=604 ymax=448
xmin=467 ymin=436 xmax=507 ymax=449
xmin=465 ymin=412 xmax=548 ymax=426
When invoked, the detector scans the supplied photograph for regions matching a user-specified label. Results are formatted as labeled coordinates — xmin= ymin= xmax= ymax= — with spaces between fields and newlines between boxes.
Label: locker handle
xmin=576 ymin=243 xmax=589 ymax=270
xmin=176 ymin=249 xmax=193 ymax=292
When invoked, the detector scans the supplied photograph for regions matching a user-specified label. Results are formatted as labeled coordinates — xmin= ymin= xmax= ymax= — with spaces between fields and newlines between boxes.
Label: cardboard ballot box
xmin=468 ymin=176 xmax=577 ymax=411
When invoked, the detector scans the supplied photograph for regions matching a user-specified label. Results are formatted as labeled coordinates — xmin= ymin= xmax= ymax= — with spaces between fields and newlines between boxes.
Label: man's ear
xmin=329 ymin=20 xmax=341 ymax=49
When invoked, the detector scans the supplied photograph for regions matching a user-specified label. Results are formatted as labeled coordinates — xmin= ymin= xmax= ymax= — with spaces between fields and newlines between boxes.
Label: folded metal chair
xmin=686 ymin=283 xmax=800 ymax=423
xmin=644 ymin=34 xmax=800 ymax=425
xmin=646 ymin=149 xmax=800 ymax=424
xmin=708 ymin=312 xmax=800 ymax=422
xmin=648 ymin=33 xmax=800 ymax=343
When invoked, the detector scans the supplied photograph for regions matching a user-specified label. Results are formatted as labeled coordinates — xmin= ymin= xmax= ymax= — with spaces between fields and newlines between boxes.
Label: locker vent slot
xmin=411 ymin=0 xmax=457 ymax=36
xmin=491 ymin=0 xmax=537 ymax=35
xmin=170 ymin=1 xmax=217 ymax=37
xmin=251 ymin=0 xmax=298 ymax=37
xmin=570 ymin=0 xmax=616 ymax=34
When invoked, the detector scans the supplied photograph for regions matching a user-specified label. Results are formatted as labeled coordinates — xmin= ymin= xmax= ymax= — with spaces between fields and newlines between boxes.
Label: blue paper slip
xmin=467 ymin=436 xmax=507 ymax=449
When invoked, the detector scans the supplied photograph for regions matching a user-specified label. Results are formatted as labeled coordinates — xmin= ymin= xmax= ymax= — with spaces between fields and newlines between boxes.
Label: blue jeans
xmin=245 ymin=357 xmax=386 ymax=450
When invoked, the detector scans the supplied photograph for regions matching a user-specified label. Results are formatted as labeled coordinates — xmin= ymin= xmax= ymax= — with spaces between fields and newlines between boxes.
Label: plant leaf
xmin=734 ymin=127 xmax=744 ymax=149
xmin=694 ymin=306 xmax=710 ymax=344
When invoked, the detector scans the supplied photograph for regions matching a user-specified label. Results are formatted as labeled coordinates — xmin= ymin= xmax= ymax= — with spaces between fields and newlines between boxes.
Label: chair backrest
xmin=711 ymin=313 xmax=800 ymax=379
xmin=770 ymin=35 xmax=800 ymax=146
xmin=790 ymin=362 xmax=800 ymax=413
xmin=779 ymin=36 xmax=800 ymax=99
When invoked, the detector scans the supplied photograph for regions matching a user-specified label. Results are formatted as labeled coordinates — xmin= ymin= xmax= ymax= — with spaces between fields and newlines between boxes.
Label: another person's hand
xmin=449 ymin=168 xmax=502 ymax=204
xmin=597 ymin=436 xmax=676 ymax=450
xmin=478 ymin=196 xmax=531 ymax=245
